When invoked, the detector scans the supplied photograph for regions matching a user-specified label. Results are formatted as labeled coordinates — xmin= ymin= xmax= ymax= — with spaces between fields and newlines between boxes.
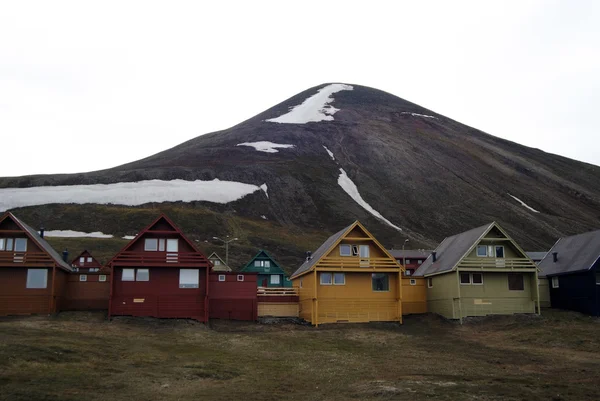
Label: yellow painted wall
xmin=258 ymin=302 xmax=299 ymax=317
xmin=402 ymin=277 xmax=427 ymax=315
xmin=294 ymin=272 xmax=315 ymax=323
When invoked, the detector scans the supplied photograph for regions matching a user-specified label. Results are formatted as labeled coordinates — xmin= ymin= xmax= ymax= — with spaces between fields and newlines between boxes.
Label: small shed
xmin=538 ymin=229 xmax=600 ymax=316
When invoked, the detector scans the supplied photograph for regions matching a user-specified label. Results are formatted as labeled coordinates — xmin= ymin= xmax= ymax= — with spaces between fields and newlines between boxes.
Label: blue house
xmin=538 ymin=229 xmax=600 ymax=316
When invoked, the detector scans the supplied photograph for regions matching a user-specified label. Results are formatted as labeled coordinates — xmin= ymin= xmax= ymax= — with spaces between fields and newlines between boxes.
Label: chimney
xmin=39 ymin=226 xmax=45 ymax=239
xmin=305 ymin=251 xmax=312 ymax=262
xmin=552 ymin=252 xmax=558 ymax=263
xmin=62 ymin=249 xmax=69 ymax=263
xmin=432 ymin=251 xmax=437 ymax=262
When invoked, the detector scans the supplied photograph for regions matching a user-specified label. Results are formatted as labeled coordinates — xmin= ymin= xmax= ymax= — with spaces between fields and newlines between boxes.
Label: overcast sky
xmin=1 ymin=1 xmax=598 ymax=177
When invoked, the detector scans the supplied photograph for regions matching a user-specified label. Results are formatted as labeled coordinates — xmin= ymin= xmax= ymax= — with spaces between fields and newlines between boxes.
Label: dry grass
xmin=1 ymin=310 xmax=599 ymax=401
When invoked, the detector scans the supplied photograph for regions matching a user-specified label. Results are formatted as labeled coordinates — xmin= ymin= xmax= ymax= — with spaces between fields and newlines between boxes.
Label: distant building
xmin=207 ymin=252 xmax=232 ymax=272
xmin=240 ymin=250 xmax=288 ymax=288
xmin=388 ymin=249 xmax=432 ymax=276
xmin=64 ymin=250 xmax=111 ymax=311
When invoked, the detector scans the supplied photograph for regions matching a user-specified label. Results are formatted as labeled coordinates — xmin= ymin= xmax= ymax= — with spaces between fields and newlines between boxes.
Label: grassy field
xmin=0 ymin=310 xmax=599 ymax=401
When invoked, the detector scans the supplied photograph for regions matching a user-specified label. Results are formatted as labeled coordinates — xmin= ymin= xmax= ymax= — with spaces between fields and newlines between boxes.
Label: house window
xmin=320 ymin=272 xmax=332 ymax=285
xmin=372 ymin=273 xmax=389 ymax=292
xmin=179 ymin=269 xmax=199 ymax=288
xmin=270 ymin=275 xmax=281 ymax=285
xmin=552 ymin=276 xmax=559 ymax=288
xmin=136 ymin=269 xmax=150 ymax=282
xmin=460 ymin=273 xmax=471 ymax=285
xmin=427 ymin=278 xmax=433 ymax=288
xmin=79 ymin=274 xmax=87 ymax=282
xmin=300 ymin=279 xmax=303 ymax=288
xmin=0 ymin=238 xmax=4 ymax=251
xmin=14 ymin=238 xmax=27 ymax=252
xmin=264 ymin=261 xmax=271 ymax=268
xmin=406 ymin=259 xmax=411 ymax=264
xmin=86 ymin=257 xmax=92 ymax=263
xmin=405 ymin=270 xmax=412 ymax=276
xmin=508 ymin=273 xmax=524 ymax=291
xmin=122 ymin=269 xmax=135 ymax=281
xmin=237 ymin=274 xmax=244 ymax=282
xmin=6 ymin=238 xmax=14 ymax=251
xmin=99 ymin=275 xmax=107 ymax=282
xmin=472 ymin=273 xmax=483 ymax=285
xmin=495 ymin=246 xmax=505 ymax=258
xmin=26 ymin=269 xmax=47 ymax=289
xmin=254 ymin=260 xmax=260 ymax=267
xmin=167 ymin=239 xmax=178 ymax=252
xmin=339 ymin=244 xmax=351 ymax=256
xmin=218 ymin=274 xmax=226 ymax=282
xmin=418 ymin=260 xmax=423 ymax=264
xmin=410 ymin=279 xmax=417 ymax=286
xmin=476 ymin=245 xmax=487 ymax=257
xmin=333 ymin=273 xmax=345 ymax=285
xmin=79 ymin=257 xmax=85 ymax=263
xmin=158 ymin=239 xmax=165 ymax=252
xmin=144 ymin=238 xmax=158 ymax=251
xmin=213 ymin=260 xmax=221 ymax=266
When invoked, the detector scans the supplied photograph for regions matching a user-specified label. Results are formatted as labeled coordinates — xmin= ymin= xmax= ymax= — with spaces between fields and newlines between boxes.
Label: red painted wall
xmin=63 ymin=272 xmax=111 ymax=310
xmin=0 ymin=268 xmax=52 ymax=316
xmin=209 ymin=272 xmax=258 ymax=321
xmin=111 ymin=267 xmax=207 ymax=321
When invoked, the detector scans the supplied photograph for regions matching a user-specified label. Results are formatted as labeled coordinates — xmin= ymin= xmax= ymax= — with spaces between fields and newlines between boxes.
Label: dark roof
xmin=538 ymin=229 xmax=600 ymax=277
xmin=388 ymin=249 xmax=433 ymax=260
xmin=291 ymin=224 xmax=353 ymax=278
xmin=525 ymin=251 xmax=547 ymax=262
xmin=413 ymin=223 xmax=492 ymax=277
xmin=9 ymin=213 xmax=72 ymax=271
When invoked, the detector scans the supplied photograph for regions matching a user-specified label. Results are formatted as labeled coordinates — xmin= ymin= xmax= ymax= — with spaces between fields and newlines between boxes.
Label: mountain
xmin=1 ymin=83 xmax=599 ymax=272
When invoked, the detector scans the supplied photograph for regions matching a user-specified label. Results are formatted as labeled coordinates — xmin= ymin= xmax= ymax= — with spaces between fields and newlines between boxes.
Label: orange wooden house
xmin=0 ymin=212 xmax=72 ymax=316
xmin=291 ymin=221 xmax=419 ymax=325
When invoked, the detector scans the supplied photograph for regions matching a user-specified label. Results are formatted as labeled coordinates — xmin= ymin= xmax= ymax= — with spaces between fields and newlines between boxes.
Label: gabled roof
xmin=525 ymin=251 xmax=548 ymax=262
xmin=291 ymin=220 xmax=402 ymax=279
xmin=538 ymin=229 xmax=600 ymax=277
xmin=240 ymin=249 xmax=284 ymax=274
xmin=71 ymin=250 xmax=101 ymax=266
xmin=388 ymin=249 xmax=433 ymax=260
xmin=1 ymin=212 xmax=72 ymax=272
xmin=207 ymin=252 xmax=232 ymax=272
xmin=107 ymin=213 xmax=206 ymax=266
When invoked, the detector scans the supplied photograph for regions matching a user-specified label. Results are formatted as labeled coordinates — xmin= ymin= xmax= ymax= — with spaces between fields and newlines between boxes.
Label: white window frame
xmin=218 ymin=274 xmax=226 ymax=282
xmin=460 ymin=272 xmax=471 ymax=285
xmin=144 ymin=238 xmax=158 ymax=251
xmin=320 ymin=272 xmax=332 ymax=285
xmin=0 ymin=238 xmax=4 ymax=251
xmin=418 ymin=260 xmax=423 ymax=264
xmin=237 ymin=274 xmax=244 ymax=282
xmin=495 ymin=246 xmax=505 ymax=258
xmin=6 ymin=238 xmax=14 ymax=251
xmin=270 ymin=275 xmax=281 ymax=285
xmin=551 ymin=276 xmax=559 ymax=288
xmin=476 ymin=245 xmax=487 ymax=257
xmin=122 ymin=268 xmax=135 ymax=281
xmin=340 ymin=244 xmax=351 ymax=256
xmin=471 ymin=273 xmax=484 ymax=285
xmin=166 ymin=239 xmax=178 ymax=252
xmin=372 ymin=273 xmax=390 ymax=292
xmin=79 ymin=274 xmax=87 ymax=282
xmin=79 ymin=257 xmax=85 ymax=263
xmin=427 ymin=277 xmax=433 ymax=288
xmin=410 ymin=279 xmax=417 ymax=286
xmin=405 ymin=270 xmax=412 ymax=276
xmin=99 ymin=275 xmax=107 ymax=282
xmin=406 ymin=259 xmax=411 ymax=264
xmin=136 ymin=269 xmax=150 ymax=282
xmin=264 ymin=260 xmax=271 ymax=268
xmin=213 ymin=260 xmax=221 ymax=266
xmin=333 ymin=273 xmax=345 ymax=285
xmin=158 ymin=238 xmax=165 ymax=252
xmin=26 ymin=269 xmax=47 ymax=289
xmin=86 ymin=257 xmax=93 ymax=263
xmin=14 ymin=238 xmax=27 ymax=252
xmin=352 ymin=245 xmax=359 ymax=256
xmin=179 ymin=269 xmax=199 ymax=288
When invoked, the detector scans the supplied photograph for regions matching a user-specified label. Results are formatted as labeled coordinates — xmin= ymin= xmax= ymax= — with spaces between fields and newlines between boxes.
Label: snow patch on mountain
xmin=260 ymin=183 xmax=269 ymax=198
xmin=337 ymin=168 xmax=402 ymax=231
xmin=266 ymin=83 xmax=353 ymax=124
xmin=508 ymin=193 xmax=540 ymax=213
xmin=323 ymin=146 xmax=335 ymax=160
xmin=237 ymin=141 xmax=295 ymax=153
xmin=44 ymin=230 xmax=114 ymax=238
xmin=401 ymin=112 xmax=437 ymax=119
xmin=0 ymin=179 xmax=266 ymax=211
xmin=123 ymin=235 xmax=136 ymax=240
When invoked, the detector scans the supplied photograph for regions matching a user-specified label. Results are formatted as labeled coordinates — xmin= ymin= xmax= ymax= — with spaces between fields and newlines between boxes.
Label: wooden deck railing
xmin=257 ymin=287 xmax=299 ymax=296
xmin=0 ymin=252 xmax=55 ymax=266
xmin=317 ymin=257 xmax=400 ymax=269
xmin=459 ymin=258 xmax=536 ymax=269
xmin=112 ymin=252 xmax=209 ymax=266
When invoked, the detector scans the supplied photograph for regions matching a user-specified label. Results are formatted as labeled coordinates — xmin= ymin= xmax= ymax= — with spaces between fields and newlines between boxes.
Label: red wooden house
xmin=0 ymin=212 xmax=72 ymax=316
xmin=108 ymin=214 xmax=211 ymax=322
xmin=209 ymin=272 xmax=258 ymax=321
xmin=63 ymin=250 xmax=111 ymax=311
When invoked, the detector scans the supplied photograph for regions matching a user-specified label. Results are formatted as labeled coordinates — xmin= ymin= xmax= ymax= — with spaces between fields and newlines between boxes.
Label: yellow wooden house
xmin=291 ymin=221 xmax=405 ymax=325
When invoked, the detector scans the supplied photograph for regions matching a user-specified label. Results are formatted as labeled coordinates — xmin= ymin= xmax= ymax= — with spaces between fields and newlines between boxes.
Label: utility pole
xmin=213 ymin=235 xmax=239 ymax=265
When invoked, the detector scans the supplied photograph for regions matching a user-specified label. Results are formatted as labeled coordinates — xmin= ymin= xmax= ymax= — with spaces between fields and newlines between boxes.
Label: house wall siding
xmin=0 ymin=267 xmax=53 ymax=316
xmin=402 ymin=277 xmax=427 ymax=315
xmin=209 ymin=273 xmax=257 ymax=321
xmin=425 ymin=273 xmax=458 ymax=319
xmin=549 ymin=266 xmax=599 ymax=316
xmin=295 ymin=273 xmax=315 ymax=323
xmin=63 ymin=273 xmax=111 ymax=310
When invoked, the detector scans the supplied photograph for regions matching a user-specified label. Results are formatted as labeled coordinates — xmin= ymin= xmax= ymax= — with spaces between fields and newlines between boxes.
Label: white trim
xmin=471 ymin=272 xmax=484 ymax=285
xmin=495 ymin=245 xmax=505 ymax=258
xmin=372 ymin=273 xmax=390 ymax=292
xmin=144 ymin=238 xmax=158 ymax=251
xmin=79 ymin=274 xmax=87 ymax=282
xmin=459 ymin=272 xmax=471 ymax=285
xmin=333 ymin=272 xmax=345 ymax=285
xmin=320 ymin=272 xmax=332 ymax=285
xmin=409 ymin=279 xmax=416 ymax=286
xmin=179 ymin=269 xmax=199 ymax=288
xmin=237 ymin=274 xmax=244 ymax=282
xmin=99 ymin=275 xmax=107 ymax=282
xmin=340 ymin=244 xmax=351 ymax=256
xmin=218 ymin=274 xmax=226 ymax=282
xmin=427 ymin=277 xmax=433 ymax=288
xmin=476 ymin=245 xmax=487 ymax=257
xmin=551 ymin=276 xmax=559 ymax=288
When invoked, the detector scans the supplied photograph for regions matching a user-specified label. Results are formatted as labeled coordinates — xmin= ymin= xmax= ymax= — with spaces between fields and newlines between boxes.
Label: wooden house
xmin=63 ymin=250 xmax=111 ymax=311
xmin=538 ymin=229 xmax=600 ymax=316
xmin=388 ymin=249 xmax=432 ymax=276
xmin=414 ymin=222 xmax=540 ymax=322
xmin=291 ymin=221 xmax=405 ymax=325
xmin=241 ymin=250 xmax=287 ymax=288
xmin=108 ymin=214 xmax=211 ymax=322
xmin=207 ymin=252 xmax=232 ymax=272
xmin=526 ymin=251 xmax=551 ymax=308
xmin=0 ymin=212 xmax=72 ymax=316
xmin=209 ymin=272 xmax=258 ymax=320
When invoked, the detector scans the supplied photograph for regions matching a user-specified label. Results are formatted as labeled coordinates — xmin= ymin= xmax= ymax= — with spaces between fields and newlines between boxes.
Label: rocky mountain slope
xmin=1 ymin=83 xmax=599 ymax=271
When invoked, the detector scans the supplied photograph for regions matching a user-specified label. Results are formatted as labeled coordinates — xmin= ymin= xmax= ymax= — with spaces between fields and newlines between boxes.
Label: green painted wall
xmin=425 ymin=272 xmax=458 ymax=319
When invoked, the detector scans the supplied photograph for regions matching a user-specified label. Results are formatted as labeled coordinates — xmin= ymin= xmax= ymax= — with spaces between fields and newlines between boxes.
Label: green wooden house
xmin=240 ymin=250 xmax=290 ymax=287
xmin=414 ymin=222 xmax=540 ymax=322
